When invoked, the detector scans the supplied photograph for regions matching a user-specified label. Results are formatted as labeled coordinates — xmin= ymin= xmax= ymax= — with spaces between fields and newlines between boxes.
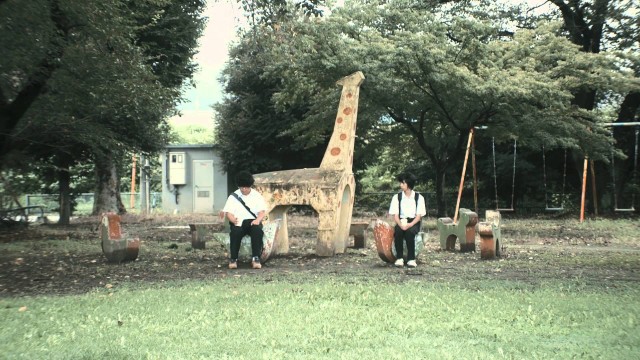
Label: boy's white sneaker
xmin=394 ymin=258 xmax=404 ymax=267
xmin=407 ymin=260 xmax=417 ymax=268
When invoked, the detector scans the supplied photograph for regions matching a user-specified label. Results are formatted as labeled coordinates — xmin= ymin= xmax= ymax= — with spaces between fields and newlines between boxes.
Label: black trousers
xmin=394 ymin=218 xmax=420 ymax=261
xmin=229 ymin=219 xmax=263 ymax=259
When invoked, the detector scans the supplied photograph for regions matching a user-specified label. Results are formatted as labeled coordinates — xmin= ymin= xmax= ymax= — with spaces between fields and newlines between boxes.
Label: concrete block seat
xmin=349 ymin=221 xmax=369 ymax=248
xmin=188 ymin=223 xmax=225 ymax=250
xmin=100 ymin=213 xmax=140 ymax=263
xmin=478 ymin=210 xmax=502 ymax=259
xmin=437 ymin=208 xmax=478 ymax=252
xmin=372 ymin=219 xmax=427 ymax=263
xmin=211 ymin=220 xmax=281 ymax=262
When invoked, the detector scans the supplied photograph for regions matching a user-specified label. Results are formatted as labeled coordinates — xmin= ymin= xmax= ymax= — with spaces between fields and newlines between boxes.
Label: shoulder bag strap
xmin=231 ymin=193 xmax=257 ymax=219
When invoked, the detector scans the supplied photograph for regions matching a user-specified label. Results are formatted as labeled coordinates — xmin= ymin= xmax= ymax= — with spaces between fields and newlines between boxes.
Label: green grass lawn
xmin=1 ymin=216 xmax=639 ymax=359
xmin=2 ymin=276 xmax=639 ymax=359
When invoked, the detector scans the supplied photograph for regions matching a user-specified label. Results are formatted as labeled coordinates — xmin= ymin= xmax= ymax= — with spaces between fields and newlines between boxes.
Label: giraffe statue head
xmin=319 ymin=71 xmax=365 ymax=172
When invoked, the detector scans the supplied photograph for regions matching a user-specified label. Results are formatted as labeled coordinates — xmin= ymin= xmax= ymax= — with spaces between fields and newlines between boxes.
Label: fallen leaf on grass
xmin=19 ymin=306 xmax=27 ymax=312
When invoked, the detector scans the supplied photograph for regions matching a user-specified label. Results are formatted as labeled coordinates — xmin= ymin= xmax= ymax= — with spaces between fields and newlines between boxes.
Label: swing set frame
xmin=453 ymin=122 xmax=638 ymax=223
xmin=578 ymin=122 xmax=639 ymax=222
xmin=453 ymin=128 xmax=517 ymax=222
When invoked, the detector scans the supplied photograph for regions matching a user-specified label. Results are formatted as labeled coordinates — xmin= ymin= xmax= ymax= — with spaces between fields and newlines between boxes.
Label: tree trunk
xmin=617 ymin=91 xmax=640 ymax=123
xmin=0 ymin=0 xmax=70 ymax=166
xmin=434 ymin=166 xmax=448 ymax=218
xmin=550 ymin=0 xmax=609 ymax=214
xmin=613 ymin=91 xmax=640 ymax=213
xmin=58 ymin=165 xmax=71 ymax=225
xmin=93 ymin=153 xmax=122 ymax=215
xmin=116 ymin=186 xmax=126 ymax=214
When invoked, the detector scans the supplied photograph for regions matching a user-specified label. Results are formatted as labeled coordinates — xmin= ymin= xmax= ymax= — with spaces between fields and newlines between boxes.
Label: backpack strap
xmin=398 ymin=191 xmax=420 ymax=217
xmin=231 ymin=193 xmax=257 ymax=219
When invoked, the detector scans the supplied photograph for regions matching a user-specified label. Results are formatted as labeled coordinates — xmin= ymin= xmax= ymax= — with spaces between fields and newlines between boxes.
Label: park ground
xmin=1 ymin=212 xmax=639 ymax=297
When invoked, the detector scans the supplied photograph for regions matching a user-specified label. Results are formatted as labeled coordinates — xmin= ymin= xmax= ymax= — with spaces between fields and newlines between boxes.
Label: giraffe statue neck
xmin=319 ymin=71 xmax=365 ymax=171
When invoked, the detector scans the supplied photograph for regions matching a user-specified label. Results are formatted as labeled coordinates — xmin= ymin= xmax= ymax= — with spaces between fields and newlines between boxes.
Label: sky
xmin=172 ymin=1 xmax=244 ymax=127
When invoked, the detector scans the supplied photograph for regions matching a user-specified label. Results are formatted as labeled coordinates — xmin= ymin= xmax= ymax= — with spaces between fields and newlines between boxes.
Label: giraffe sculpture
xmin=253 ymin=71 xmax=365 ymax=256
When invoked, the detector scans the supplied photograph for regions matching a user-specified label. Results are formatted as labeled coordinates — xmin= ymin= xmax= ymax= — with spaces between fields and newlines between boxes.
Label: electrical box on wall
xmin=169 ymin=152 xmax=186 ymax=185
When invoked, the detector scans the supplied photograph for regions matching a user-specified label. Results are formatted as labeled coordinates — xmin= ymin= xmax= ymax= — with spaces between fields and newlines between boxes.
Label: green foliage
xmin=240 ymin=0 xmax=325 ymax=27
xmin=1 ymin=0 xmax=180 ymax=163
xmin=128 ymin=0 xmax=206 ymax=88
xmin=0 ymin=0 xmax=206 ymax=216
xmin=214 ymin=16 xmax=329 ymax=174
xmin=296 ymin=7 xmax=619 ymax=148
xmin=249 ymin=0 xmax=635 ymax=215
xmin=169 ymin=125 xmax=214 ymax=145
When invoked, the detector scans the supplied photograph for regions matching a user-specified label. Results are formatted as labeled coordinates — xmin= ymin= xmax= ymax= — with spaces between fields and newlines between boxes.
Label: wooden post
xmin=580 ymin=157 xmax=588 ymax=223
xmin=454 ymin=129 xmax=474 ymax=223
xmin=589 ymin=159 xmax=598 ymax=216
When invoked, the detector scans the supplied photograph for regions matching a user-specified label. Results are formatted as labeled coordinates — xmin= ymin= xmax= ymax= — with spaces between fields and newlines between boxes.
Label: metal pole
xmin=140 ymin=155 xmax=147 ymax=214
xmin=145 ymin=158 xmax=151 ymax=214
xmin=589 ymin=159 xmax=598 ymax=216
xmin=130 ymin=155 xmax=136 ymax=209
xmin=602 ymin=122 xmax=640 ymax=127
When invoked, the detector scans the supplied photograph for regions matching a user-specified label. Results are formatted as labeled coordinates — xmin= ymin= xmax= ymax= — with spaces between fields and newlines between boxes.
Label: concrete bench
xmin=478 ymin=210 xmax=502 ymax=259
xmin=100 ymin=213 xmax=140 ymax=263
xmin=188 ymin=223 xmax=225 ymax=249
xmin=349 ymin=221 xmax=370 ymax=248
xmin=210 ymin=220 xmax=281 ymax=262
xmin=372 ymin=219 xmax=426 ymax=263
xmin=437 ymin=208 xmax=478 ymax=252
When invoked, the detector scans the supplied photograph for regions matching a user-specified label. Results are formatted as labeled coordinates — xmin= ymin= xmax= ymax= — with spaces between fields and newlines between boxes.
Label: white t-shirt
xmin=222 ymin=189 xmax=267 ymax=223
xmin=388 ymin=190 xmax=426 ymax=219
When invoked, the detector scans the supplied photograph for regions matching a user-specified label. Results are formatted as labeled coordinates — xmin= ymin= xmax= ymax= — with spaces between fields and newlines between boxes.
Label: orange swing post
xmin=454 ymin=128 xmax=475 ymax=223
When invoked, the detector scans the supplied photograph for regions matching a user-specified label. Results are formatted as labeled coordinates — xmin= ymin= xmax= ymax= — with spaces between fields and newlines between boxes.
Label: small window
xmin=197 ymin=191 xmax=210 ymax=198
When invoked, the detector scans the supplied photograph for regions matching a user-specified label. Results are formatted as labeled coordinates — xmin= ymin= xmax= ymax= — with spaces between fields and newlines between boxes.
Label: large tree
xmin=214 ymin=31 xmax=328 ymax=175
xmin=91 ymin=0 xmax=206 ymax=215
xmin=214 ymin=0 xmax=329 ymax=175
xmin=541 ymin=0 xmax=640 ymax=211
xmin=222 ymin=0 xmax=628 ymax=216
xmin=0 ymin=0 xmax=205 ymax=221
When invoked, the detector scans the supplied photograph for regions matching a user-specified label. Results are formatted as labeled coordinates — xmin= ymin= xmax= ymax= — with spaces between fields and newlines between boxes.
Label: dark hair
xmin=235 ymin=171 xmax=255 ymax=187
xmin=396 ymin=172 xmax=417 ymax=189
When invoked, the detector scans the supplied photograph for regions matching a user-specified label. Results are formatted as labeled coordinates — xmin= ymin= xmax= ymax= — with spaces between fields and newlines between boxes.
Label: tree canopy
xmin=215 ymin=0 xmax=633 ymax=215
xmin=0 ymin=0 xmax=205 ymax=219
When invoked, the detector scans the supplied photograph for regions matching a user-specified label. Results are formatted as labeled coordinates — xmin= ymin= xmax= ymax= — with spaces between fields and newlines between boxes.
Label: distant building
xmin=160 ymin=144 xmax=228 ymax=214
